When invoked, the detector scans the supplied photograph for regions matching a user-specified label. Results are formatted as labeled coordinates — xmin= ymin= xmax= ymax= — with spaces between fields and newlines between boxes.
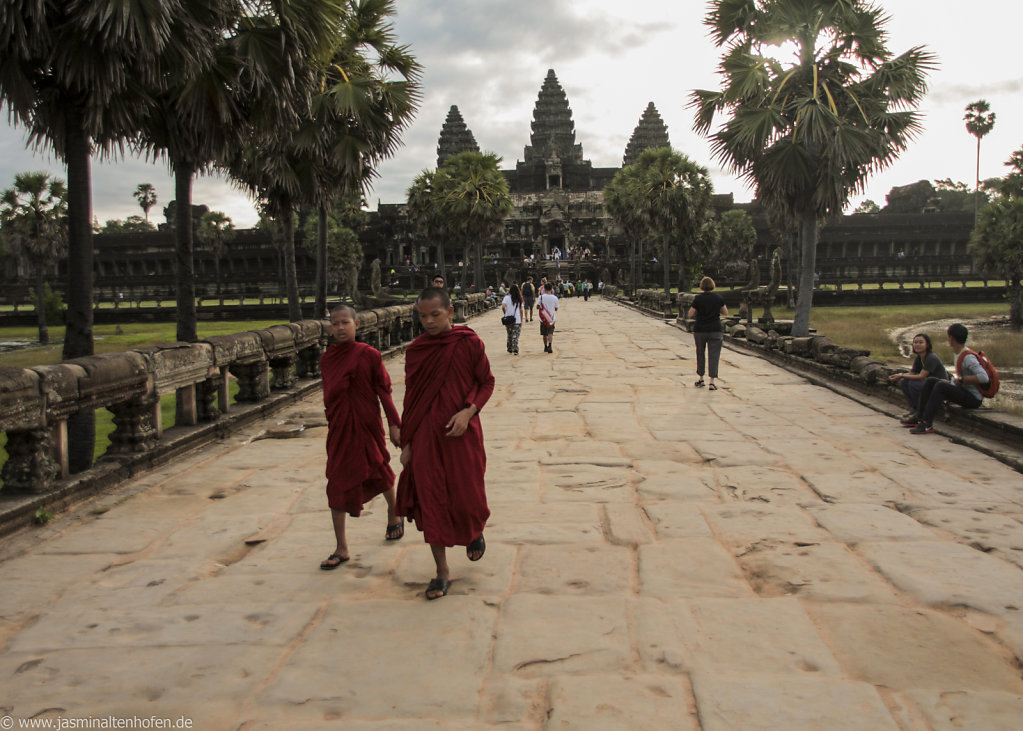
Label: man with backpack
xmin=904 ymin=323 xmax=995 ymax=435
xmin=521 ymin=276 xmax=536 ymax=322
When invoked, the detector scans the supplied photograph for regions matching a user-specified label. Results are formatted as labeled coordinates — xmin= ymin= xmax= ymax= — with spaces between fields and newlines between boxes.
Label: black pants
xmin=693 ymin=331 xmax=723 ymax=379
xmin=918 ymin=376 xmax=981 ymax=424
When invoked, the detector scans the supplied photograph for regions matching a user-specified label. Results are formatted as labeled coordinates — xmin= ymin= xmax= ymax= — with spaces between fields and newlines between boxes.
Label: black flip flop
xmin=386 ymin=519 xmax=404 ymax=541
xmin=467 ymin=534 xmax=486 ymax=561
xmin=426 ymin=577 xmax=451 ymax=600
xmin=320 ymin=553 xmax=349 ymax=570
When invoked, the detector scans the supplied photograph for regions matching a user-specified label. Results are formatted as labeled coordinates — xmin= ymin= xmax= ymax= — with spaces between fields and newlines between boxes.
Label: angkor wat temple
xmin=0 ymin=70 xmax=981 ymax=308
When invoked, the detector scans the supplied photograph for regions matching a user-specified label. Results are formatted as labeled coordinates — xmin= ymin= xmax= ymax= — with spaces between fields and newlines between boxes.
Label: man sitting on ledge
xmin=903 ymin=323 xmax=988 ymax=435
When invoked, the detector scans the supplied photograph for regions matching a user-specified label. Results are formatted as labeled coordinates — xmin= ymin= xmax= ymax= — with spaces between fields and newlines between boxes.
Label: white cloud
xmin=3 ymin=0 xmax=1022 ymax=219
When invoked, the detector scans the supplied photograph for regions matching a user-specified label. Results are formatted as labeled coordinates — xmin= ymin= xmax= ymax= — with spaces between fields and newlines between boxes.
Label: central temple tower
xmin=506 ymin=69 xmax=617 ymax=194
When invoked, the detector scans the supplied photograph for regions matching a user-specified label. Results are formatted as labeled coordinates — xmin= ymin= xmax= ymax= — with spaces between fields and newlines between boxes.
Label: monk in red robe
xmin=397 ymin=287 xmax=495 ymax=599
xmin=319 ymin=305 xmax=402 ymax=570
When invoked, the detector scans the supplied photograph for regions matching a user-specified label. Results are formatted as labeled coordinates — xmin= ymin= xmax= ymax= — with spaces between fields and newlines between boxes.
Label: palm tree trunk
xmin=1010 ymin=276 xmax=1021 ymax=328
xmin=438 ymin=241 xmax=447 ymax=282
xmin=785 ymin=231 xmax=797 ymax=309
xmin=62 ymin=111 xmax=96 ymax=473
xmin=662 ymin=233 xmax=671 ymax=294
xmin=974 ymin=136 xmax=981 ymax=224
xmin=792 ymin=210 xmax=818 ymax=337
xmin=215 ymin=257 xmax=223 ymax=307
xmin=315 ymin=205 xmax=327 ymax=318
xmin=474 ymin=240 xmax=484 ymax=290
xmin=35 ymin=269 xmax=49 ymax=345
xmin=174 ymin=162 xmax=197 ymax=343
xmin=282 ymin=202 xmax=302 ymax=322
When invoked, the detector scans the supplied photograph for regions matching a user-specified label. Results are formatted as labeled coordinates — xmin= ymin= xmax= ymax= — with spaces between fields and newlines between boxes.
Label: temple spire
xmin=437 ymin=105 xmax=480 ymax=167
xmin=523 ymin=69 xmax=583 ymax=165
xmin=623 ymin=102 xmax=671 ymax=166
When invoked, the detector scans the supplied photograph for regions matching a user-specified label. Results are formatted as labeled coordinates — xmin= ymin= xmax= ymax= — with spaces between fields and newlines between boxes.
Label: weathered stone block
xmin=136 ymin=342 xmax=214 ymax=395
xmin=785 ymin=336 xmax=813 ymax=355
xmin=810 ymin=335 xmax=838 ymax=358
xmin=746 ymin=326 xmax=768 ymax=344
xmin=0 ymin=366 xmax=43 ymax=431
xmin=72 ymin=352 xmax=150 ymax=411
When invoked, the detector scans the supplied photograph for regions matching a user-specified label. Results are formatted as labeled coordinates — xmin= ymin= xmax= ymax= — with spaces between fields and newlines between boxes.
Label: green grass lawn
xmin=0 ymin=320 xmax=286 ymax=369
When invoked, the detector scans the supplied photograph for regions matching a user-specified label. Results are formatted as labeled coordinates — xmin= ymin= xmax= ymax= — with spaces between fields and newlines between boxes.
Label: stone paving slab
xmin=1 ymin=296 xmax=1022 ymax=728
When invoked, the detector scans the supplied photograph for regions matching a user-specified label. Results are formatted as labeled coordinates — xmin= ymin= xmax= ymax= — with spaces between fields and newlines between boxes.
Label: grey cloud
xmin=927 ymin=78 xmax=1023 ymax=105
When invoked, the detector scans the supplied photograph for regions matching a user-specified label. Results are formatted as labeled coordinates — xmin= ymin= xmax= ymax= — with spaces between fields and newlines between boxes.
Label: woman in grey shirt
xmin=889 ymin=333 xmax=948 ymax=419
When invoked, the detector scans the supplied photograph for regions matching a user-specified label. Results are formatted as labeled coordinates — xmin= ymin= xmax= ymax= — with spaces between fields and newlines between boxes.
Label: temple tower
xmin=623 ymin=102 xmax=671 ymax=166
xmin=436 ymin=105 xmax=480 ymax=167
xmin=522 ymin=69 xmax=584 ymax=168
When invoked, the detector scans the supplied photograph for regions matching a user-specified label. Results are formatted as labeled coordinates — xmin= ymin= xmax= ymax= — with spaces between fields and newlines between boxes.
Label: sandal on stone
xmin=708 ymin=383 xmax=718 ymax=391
xmin=426 ymin=577 xmax=451 ymax=600
xmin=320 ymin=553 xmax=349 ymax=570
xmin=694 ymin=379 xmax=705 ymax=388
xmin=386 ymin=519 xmax=404 ymax=541
xmin=467 ymin=534 xmax=486 ymax=562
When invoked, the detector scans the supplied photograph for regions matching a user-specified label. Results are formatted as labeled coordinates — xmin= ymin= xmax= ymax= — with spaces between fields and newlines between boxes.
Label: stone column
xmin=104 ymin=393 xmax=160 ymax=456
xmin=296 ymin=344 xmax=322 ymax=379
xmin=197 ymin=377 xmax=220 ymax=422
xmin=0 ymin=427 xmax=61 ymax=493
xmin=229 ymin=362 xmax=270 ymax=402
xmin=269 ymin=356 xmax=297 ymax=391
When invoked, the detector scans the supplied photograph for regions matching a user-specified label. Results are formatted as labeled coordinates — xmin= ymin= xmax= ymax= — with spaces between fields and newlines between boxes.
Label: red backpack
xmin=956 ymin=349 xmax=999 ymax=398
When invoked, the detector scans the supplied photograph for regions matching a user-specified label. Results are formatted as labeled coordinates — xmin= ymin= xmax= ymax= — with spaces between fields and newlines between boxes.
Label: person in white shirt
xmin=536 ymin=288 xmax=559 ymax=354
xmin=501 ymin=284 xmax=524 ymax=355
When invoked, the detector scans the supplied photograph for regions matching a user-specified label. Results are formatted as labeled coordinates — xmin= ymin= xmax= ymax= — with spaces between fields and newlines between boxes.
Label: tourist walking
xmin=397 ymin=287 xmax=495 ymax=599
xmin=889 ymin=333 xmax=949 ymax=419
xmin=537 ymin=286 xmax=559 ymax=354
xmin=687 ymin=277 xmax=728 ymax=390
xmin=521 ymin=276 xmax=536 ymax=322
xmin=319 ymin=305 xmax=403 ymax=570
xmin=501 ymin=284 xmax=524 ymax=355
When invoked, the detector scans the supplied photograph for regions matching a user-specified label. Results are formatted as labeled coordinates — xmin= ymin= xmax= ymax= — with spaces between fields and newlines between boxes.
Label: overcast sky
xmin=2 ymin=0 xmax=1021 ymax=228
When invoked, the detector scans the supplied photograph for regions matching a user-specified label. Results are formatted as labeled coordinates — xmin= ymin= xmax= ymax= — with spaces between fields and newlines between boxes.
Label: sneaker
xmin=899 ymin=416 xmax=920 ymax=427
xmin=513 ymin=349 xmax=519 ymax=355
xmin=909 ymin=422 xmax=934 ymax=435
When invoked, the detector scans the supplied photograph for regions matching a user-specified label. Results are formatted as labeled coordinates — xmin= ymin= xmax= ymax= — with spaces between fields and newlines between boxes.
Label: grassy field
xmin=0 ymin=320 xmax=285 ymax=369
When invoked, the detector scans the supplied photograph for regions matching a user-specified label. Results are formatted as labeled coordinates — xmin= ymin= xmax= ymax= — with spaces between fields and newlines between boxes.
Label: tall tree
xmin=196 ymin=211 xmax=236 ymax=306
xmin=436 ymin=151 xmax=513 ymax=290
xmin=232 ymin=0 xmax=420 ymax=320
xmin=964 ymin=100 xmax=996 ymax=223
xmin=712 ymin=208 xmax=758 ymax=278
xmin=691 ymin=0 xmax=935 ymax=336
xmin=633 ymin=147 xmax=713 ymax=294
xmin=1 ymin=1 xmax=182 ymax=470
xmin=133 ymin=183 xmax=158 ymax=222
xmin=407 ymin=169 xmax=450 ymax=281
xmin=604 ymin=163 xmax=649 ymax=294
xmin=970 ymin=145 xmax=1023 ymax=327
xmin=140 ymin=0 xmax=345 ymax=341
xmin=0 ymin=172 xmax=68 ymax=344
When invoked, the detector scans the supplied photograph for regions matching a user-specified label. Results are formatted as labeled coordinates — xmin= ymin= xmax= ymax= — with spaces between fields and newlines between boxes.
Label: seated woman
xmin=888 ymin=333 xmax=949 ymax=420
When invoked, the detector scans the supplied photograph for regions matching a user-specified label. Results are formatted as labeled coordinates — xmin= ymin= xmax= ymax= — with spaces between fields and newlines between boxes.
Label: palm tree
xmin=964 ymin=100 xmax=996 ymax=223
xmin=632 ymin=148 xmax=713 ymax=294
xmin=690 ymin=0 xmax=935 ymax=336
xmin=133 ymin=183 xmax=158 ymax=222
xmin=197 ymin=211 xmax=236 ymax=306
xmin=231 ymin=0 xmax=420 ymax=320
xmin=139 ymin=0 xmax=346 ymax=341
xmin=407 ymin=169 xmax=450 ymax=281
xmin=435 ymin=151 xmax=513 ymax=291
xmin=604 ymin=163 xmax=649 ymax=294
xmin=970 ymin=196 xmax=1023 ymax=327
xmin=1 ymin=0 xmax=184 ymax=471
xmin=0 ymin=172 xmax=68 ymax=344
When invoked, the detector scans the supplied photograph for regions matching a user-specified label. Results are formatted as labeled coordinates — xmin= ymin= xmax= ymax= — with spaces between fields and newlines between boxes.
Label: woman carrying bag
xmin=501 ymin=284 xmax=524 ymax=355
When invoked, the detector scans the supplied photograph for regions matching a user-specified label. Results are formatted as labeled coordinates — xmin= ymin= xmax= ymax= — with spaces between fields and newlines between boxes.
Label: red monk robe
xmin=396 ymin=326 xmax=495 ymax=546
xmin=321 ymin=340 xmax=401 ymax=516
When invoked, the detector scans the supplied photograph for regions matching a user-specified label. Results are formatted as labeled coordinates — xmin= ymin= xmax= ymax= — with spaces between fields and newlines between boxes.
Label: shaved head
xmin=417 ymin=286 xmax=451 ymax=309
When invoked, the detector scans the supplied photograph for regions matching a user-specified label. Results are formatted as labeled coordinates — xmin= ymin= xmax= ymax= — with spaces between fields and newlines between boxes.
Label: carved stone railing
xmin=0 ymin=303 xmax=421 ymax=495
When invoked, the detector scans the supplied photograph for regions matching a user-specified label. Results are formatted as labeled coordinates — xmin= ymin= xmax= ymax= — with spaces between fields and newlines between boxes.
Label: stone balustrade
xmin=0 ymin=303 xmax=420 ymax=494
